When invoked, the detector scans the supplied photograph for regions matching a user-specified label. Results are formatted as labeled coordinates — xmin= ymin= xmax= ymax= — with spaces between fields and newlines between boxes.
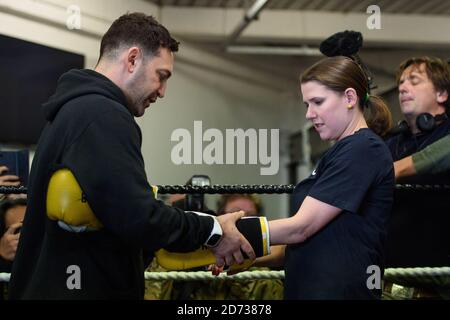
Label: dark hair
xmin=300 ymin=56 xmax=393 ymax=137
xmin=99 ymin=12 xmax=179 ymax=60
xmin=217 ymin=194 xmax=263 ymax=216
xmin=0 ymin=197 xmax=27 ymax=233
xmin=396 ymin=56 xmax=450 ymax=109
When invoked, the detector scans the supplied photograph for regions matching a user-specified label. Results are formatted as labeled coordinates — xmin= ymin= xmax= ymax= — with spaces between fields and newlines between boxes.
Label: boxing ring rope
xmin=145 ymin=268 xmax=450 ymax=284
xmin=1 ymin=184 xmax=449 ymax=288
xmin=1 ymin=267 xmax=449 ymax=284
xmin=0 ymin=186 xmax=28 ymax=195
xmin=2 ymin=184 xmax=450 ymax=195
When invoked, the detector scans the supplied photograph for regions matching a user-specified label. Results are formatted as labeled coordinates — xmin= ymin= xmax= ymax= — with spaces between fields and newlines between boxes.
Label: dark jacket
xmin=9 ymin=69 xmax=213 ymax=299
xmin=385 ymin=118 xmax=450 ymax=184
xmin=384 ymin=119 xmax=450 ymax=267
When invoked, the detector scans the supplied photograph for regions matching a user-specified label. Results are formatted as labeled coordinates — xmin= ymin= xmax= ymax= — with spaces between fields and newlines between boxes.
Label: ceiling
xmin=143 ymin=0 xmax=450 ymax=94
xmin=146 ymin=0 xmax=450 ymax=15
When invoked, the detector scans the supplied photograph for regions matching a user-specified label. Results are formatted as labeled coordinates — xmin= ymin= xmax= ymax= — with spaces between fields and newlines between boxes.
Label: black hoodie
xmin=9 ymin=69 xmax=213 ymax=299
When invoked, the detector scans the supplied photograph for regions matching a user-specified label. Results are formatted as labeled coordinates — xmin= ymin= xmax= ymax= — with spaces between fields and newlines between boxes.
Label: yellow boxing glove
xmin=46 ymin=169 xmax=158 ymax=230
xmin=155 ymin=247 xmax=255 ymax=272
xmin=47 ymin=169 xmax=102 ymax=230
xmin=155 ymin=216 xmax=270 ymax=270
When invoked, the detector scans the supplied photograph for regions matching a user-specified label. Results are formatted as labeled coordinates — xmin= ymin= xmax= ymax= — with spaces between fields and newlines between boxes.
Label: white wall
xmin=137 ymin=53 xmax=301 ymax=218
xmin=0 ymin=0 xmax=302 ymax=219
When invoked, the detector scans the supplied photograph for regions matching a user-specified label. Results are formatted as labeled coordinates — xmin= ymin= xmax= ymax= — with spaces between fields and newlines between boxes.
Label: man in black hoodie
xmin=9 ymin=13 xmax=254 ymax=299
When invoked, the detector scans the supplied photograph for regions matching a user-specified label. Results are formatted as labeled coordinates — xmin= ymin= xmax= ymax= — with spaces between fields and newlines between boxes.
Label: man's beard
xmin=125 ymin=68 xmax=151 ymax=115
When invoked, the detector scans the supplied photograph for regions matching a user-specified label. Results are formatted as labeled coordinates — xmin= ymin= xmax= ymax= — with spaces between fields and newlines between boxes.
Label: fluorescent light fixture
xmin=246 ymin=0 xmax=270 ymax=19
xmin=226 ymin=45 xmax=322 ymax=56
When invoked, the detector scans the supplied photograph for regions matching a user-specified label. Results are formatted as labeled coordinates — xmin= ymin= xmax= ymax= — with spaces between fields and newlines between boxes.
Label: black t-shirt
xmin=285 ymin=129 xmax=394 ymax=300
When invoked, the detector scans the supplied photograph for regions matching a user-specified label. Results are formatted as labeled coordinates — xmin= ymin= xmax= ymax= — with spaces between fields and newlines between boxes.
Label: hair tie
xmin=364 ymin=92 xmax=370 ymax=107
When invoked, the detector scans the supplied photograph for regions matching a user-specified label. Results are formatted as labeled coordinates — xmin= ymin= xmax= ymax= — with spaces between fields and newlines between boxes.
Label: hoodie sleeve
xmin=62 ymin=107 xmax=212 ymax=252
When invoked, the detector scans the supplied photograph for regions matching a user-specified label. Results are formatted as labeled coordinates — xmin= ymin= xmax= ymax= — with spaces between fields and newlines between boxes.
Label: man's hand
xmin=0 ymin=222 xmax=22 ymax=261
xmin=0 ymin=166 xmax=20 ymax=186
xmin=394 ymin=156 xmax=416 ymax=180
xmin=212 ymin=210 xmax=255 ymax=267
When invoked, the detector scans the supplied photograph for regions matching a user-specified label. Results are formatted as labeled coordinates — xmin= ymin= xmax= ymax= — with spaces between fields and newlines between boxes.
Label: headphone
xmin=389 ymin=112 xmax=448 ymax=136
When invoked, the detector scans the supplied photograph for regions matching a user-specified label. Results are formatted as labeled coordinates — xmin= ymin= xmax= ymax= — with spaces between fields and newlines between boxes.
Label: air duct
xmin=226 ymin=0 xmax=270 ymax=45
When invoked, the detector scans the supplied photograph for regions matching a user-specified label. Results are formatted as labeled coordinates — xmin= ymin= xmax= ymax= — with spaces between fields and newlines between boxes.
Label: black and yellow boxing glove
xmin=47 ymin=169 xmax=102 ymax=230
xmin=46 ymin=168 xmax=158 ymax=231
xmin=155 ymin=215 xmax=270 ymax=270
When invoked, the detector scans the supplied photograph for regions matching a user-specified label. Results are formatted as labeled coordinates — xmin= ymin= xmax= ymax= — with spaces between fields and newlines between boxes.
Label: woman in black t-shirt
xmin=257 ymin=56 xmax=395 ymax=299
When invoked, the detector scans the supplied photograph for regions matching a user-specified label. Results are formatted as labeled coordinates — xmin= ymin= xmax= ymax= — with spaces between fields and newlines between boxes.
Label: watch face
xmin=207 ymin=234 xmax=222 ymax=247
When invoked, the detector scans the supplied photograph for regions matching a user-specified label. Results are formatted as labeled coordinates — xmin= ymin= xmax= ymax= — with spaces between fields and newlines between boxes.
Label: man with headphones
xmin=384 ymin=56 xmax=450 ymax=299
xmin=386 ymin=56 xmax=450 ymax=184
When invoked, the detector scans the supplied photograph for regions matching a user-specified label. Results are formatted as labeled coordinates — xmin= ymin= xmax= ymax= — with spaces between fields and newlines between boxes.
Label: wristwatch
xmin=204 ymin=216 xmax=223 ymax=247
